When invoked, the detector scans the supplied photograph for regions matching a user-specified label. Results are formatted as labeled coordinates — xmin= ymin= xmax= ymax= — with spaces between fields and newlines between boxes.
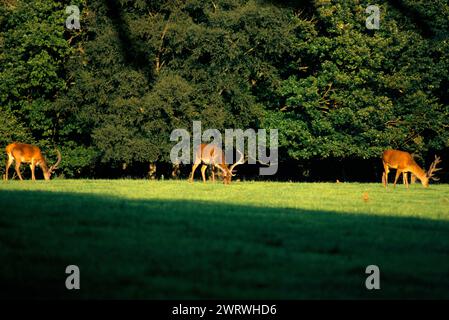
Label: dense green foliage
xmin=1 ymin=180 xmax=449 ymax=298
xmin=1 ymin=0 xmax=448 ymax=180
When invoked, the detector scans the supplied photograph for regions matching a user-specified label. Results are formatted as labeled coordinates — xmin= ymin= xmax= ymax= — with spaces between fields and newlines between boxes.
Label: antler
xmin=427 ymin=155 xmax=442 ymax=181
xmin=247 ymin=155 xmax=278 ymax=166
xmin=48 ymin=149 xmax=62 ymax=174
xmin=229 ymin=149 xmax=246 ymax=176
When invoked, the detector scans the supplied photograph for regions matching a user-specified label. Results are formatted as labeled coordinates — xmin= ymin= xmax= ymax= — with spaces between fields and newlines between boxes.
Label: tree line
xmin=1 ymin=0 xmax=448 ymax=181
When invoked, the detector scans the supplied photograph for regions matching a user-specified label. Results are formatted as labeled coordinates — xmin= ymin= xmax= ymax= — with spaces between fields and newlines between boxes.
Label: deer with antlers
xmin=189 ymin=143 xmax=246 ymax=184
xmin=382 ymin=149 xmax=442 ymax=188
xmin=5 ymin=142 xmax=62 ymax=181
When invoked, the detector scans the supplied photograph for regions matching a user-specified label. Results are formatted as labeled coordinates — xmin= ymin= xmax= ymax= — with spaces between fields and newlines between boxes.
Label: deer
xmin=189 ymin=143 xmax=246 ymax=184
xmin=382 ymin=149 xmax=442 ymax=188
xmin=5 ymin=142 xmax=62 ymax=181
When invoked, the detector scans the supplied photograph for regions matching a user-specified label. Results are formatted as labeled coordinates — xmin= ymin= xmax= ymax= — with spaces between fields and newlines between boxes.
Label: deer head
xmin=221 ymin=149 xmax=246 ymax=184
xmin=43 ymin=149 xmax=62 ymax=180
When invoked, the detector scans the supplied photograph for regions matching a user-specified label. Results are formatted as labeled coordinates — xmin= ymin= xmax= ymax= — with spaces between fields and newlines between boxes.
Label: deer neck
xmin=217 ymin=163 xmax=230 ymax=175
xmin=40 ymin=160 xmax=49 ymax=175
xmin=409 ymin=162 xmax=427 ymax=181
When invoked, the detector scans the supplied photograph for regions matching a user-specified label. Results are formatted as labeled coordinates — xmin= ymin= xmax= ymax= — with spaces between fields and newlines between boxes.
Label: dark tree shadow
xmin=387 ymin=0 xmax=435 ymax=38
xmin=1 ymin=189 xmax=449 ymax=299
xmin=103 ymin=0 xmax=154 ymax=83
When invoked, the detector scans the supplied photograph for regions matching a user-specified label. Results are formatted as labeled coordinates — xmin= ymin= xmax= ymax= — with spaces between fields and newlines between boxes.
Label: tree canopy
xmin=1 ymin=0 xmax=448 ymax=181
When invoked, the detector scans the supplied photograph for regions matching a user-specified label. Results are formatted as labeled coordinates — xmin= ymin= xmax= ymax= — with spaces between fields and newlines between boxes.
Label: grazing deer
xmin=189 ymin=143 xmax=245 ymax=184
xmin=382 ymin=149 xmax=441 ymax=188
xmin=5 ymin=142 xmax=61 ymax=181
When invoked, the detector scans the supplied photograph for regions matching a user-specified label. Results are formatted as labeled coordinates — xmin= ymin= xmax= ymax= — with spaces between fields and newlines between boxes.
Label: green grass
xmin=1 ymin=179 xmax=449 ymax=299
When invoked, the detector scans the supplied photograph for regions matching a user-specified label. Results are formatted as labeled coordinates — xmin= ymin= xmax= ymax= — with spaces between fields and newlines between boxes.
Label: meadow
xmin=0 ymin=180 xmax=449 ymax=299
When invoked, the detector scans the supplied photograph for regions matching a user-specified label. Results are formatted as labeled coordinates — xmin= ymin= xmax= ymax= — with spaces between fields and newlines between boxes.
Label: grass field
xmin=1 ymin=179 xmax=449 ymax=299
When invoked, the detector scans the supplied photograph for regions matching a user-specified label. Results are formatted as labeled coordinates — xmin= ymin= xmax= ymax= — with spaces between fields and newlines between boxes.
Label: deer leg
xmin=189 ymin=163 xmax=200 ymax=183
xmin=403 ymin=172 xmax=409 ymax=189
xmin=211 ymin=166 xmax=215 ymax=182
xmin=382 ymin=162 xmax=389 ymax=188
xmin=5 ymin=155 xmax=13 ymax=180
xmin=393 ymin=170 xmax=402 ymax=188
xmin=201 ymin=164 xmax=207 ymax=183
xmin=15 ymin=161 xmax=23 ymax=181
xmin=30 ymin=160 xmax=36 ymax=181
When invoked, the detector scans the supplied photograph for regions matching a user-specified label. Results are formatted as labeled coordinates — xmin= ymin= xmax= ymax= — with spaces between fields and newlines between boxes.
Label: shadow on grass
xmin=0 ymin=190 xmax=449 ymax=299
